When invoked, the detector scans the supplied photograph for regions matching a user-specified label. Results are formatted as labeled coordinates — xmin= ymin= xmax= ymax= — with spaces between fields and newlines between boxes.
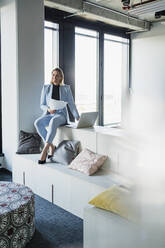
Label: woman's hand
xmin=48 ymin=108 xmax=56 ymax=114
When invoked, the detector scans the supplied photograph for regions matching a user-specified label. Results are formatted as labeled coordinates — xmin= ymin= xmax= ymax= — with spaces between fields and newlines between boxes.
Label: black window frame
xmin=45 ymin=7 xmax=131 ymax=125
xmin=0 ymin=15 xmax=3 ymax=155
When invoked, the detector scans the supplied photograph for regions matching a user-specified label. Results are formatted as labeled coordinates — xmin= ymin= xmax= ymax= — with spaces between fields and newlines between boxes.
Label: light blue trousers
xmin=34 ymin=112 xmax=67 ymax=144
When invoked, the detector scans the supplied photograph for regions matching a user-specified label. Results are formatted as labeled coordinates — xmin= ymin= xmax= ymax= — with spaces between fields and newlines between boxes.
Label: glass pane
xmin=44 ymin=28 xmax=52 ymax=84
xmin=75 ymin=27 xmax=98 ymax=37
xmin=44 ymin=21 xmax=59 ymax=30
xmin=104 ymin=34 xmax=129 ymax=43
xmin=75 ymin=27 xmax=98 ymax=114
xmin=44 ymin=23 xmax=59 ymax=84
xmin=104 ymin=36 xmax=124 ymax=125
xmin=52 ymin=29 xmax=59 ymax=69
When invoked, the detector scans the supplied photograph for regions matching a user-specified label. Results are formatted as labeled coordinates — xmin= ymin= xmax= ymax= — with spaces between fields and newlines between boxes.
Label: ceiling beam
xmin=45 ymin=0 xmax=151 ymax=31
xmin=83 ymin=1 xmax=150 ymax=31
xmin=44 ymin=0 xmax=83 ymax=13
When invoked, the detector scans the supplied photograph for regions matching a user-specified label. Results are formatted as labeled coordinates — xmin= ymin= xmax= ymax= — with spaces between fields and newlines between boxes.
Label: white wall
xmin=130 ymin=22 xmax=165 ymax=185
xmin=17 ymin=0 xmax=44 ymax=130
xmin=1 ymin=0 xmax=44 ymax=170
xmin=130 ymin=23 xmax=165 ymax=134
xmin=1 ymin=0 xmax=18 ymax=170
xmin=130 ymin=23 xmax=165 ymax=247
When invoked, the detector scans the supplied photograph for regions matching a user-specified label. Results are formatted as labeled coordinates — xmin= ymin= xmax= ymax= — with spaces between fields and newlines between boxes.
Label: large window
xmin=104 ymin=34 xmax=129 ymax=125
xmin=44 ymin=21 xmax=59 ymax=84
xmin=45 ymin=7 xmax=130 ymax=127
xmin=75 ymin=27 xmax=99 ymax=114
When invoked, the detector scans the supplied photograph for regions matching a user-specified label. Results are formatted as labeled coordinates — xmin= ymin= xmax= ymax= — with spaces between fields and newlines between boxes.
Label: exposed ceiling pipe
xmin=128 ymin=0 xmax=165 ymax=16
xmin=63 ymin=11 xmax=83 ymax=19
xmin=62 ymin=1 xmax=151 ymax=32
xmin=126 ymin=25 xmax=153 ymax=33
xmin=83 ymin=0 xmax=151 ymax=30
xmin=131 ymin=0 xmax=157 ymax=8
xmin=84 ymin=0 xmax=132 ymax=18
xmin=45 ymin=0 xmax=151 ymax=31
xmin=153 ymin=18 xmax=165 ymax=23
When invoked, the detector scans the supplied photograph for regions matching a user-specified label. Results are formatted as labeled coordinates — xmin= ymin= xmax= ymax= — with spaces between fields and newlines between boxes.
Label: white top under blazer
xmin=40 ymin=84 xmax=80 ymax=123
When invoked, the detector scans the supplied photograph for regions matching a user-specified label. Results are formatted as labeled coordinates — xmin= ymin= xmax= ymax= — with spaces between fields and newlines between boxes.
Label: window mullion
xmin=98 ymin=31 xmax=104 ymax=126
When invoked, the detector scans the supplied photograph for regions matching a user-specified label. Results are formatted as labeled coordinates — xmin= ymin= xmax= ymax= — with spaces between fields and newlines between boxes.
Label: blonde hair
xmin=50 ymin=67 xmax=64 ymax=85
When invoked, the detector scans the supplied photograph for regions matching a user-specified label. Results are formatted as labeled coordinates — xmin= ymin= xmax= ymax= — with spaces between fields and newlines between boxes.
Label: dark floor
xmin=0 ymin=168 xmax=83 ymax=248
xmin=0 ymin=168 xmax=12 ymax=181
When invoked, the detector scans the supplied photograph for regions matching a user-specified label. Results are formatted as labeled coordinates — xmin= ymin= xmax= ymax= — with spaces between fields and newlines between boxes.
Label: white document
xmin=49 ymin=99 xmax=67 ymax=110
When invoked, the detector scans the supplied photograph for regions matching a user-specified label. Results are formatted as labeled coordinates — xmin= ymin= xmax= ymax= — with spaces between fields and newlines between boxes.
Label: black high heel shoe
xmin=47 ymin=146 xmax=56 ymax=159
xmin=47 ymin=155 xmax=53 ymax=159
xmin=38 ymin=159 xmax=46 ymax=164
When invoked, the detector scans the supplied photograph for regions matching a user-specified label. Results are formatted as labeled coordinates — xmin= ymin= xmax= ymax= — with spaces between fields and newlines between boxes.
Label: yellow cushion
xmin=88 ymin=185 xmax=135 ymax=221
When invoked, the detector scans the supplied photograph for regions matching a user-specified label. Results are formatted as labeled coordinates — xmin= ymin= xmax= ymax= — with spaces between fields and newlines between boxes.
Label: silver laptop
xmin=66 ymin=112 xmax=98 ymax=128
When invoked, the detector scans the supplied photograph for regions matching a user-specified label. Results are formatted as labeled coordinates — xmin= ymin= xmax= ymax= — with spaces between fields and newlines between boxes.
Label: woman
xmin=34 ymin=67 xmax=80 ymax=164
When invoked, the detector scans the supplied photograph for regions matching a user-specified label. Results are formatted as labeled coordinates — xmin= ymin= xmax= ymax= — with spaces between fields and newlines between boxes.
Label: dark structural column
xmin=59 ymin=22 xmax=75 ymax=120
xmin=98 ymin=30 xmax=104 ymax=126
xmin=0 ymin=15 xmax=2 ymax=155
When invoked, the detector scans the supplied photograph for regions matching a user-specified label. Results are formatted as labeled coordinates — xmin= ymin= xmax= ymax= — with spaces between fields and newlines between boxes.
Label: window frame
xmin=0 ymin=15 xmax=2 ymax=154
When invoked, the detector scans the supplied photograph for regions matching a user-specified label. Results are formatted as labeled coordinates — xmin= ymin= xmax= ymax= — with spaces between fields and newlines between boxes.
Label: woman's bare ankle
xmin=49 ymin=145 xmax=55 ymax=155
xmin=40 ymin=144 xmax=50 ymax=160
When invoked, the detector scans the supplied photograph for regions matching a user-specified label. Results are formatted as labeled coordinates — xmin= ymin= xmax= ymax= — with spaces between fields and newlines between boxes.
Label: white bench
xmin=12 ymin=126 xmax=140 ymax=219
xmin=83 ymin=205 xmax=142 ymax=248
xmin=12 ymin=154 xmax=117 ymax=218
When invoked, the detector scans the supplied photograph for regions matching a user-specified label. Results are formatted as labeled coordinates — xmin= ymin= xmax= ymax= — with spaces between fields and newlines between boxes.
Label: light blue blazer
xmin=40 ymin=84 xmax=80 ymax=123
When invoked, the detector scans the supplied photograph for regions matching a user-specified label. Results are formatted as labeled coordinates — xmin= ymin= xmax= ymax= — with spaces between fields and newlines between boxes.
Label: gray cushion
xmin=51 ymin=140 xmax=80 ymax=165
xmin=16 ymin=130 xmax=42 ymax=154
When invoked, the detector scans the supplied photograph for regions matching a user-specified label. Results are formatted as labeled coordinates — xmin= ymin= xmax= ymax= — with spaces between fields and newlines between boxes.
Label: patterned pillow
xmin=68 ymin=148 xmax=107 ymax=175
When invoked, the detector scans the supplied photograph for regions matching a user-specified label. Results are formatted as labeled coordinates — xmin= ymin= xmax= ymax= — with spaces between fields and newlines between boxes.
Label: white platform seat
xmin=55 ymin=126 xmax=141 ymax=180
xmin=84 ymin=206 xmax=141 ymax=248
xmin=12 ymin=126 xmax=141 ymax=219
xmin=12 ymin=154 xmax=118 ymax=219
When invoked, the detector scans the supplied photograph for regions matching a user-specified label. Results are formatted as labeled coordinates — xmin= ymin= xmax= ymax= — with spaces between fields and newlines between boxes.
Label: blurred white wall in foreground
xmin=126 ymin=22 xmax=165 ymax=248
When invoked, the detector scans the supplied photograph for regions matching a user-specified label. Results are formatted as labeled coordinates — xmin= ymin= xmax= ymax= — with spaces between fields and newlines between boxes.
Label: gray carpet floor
xmin=0 ymin=168 xmax=83 ymax=248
